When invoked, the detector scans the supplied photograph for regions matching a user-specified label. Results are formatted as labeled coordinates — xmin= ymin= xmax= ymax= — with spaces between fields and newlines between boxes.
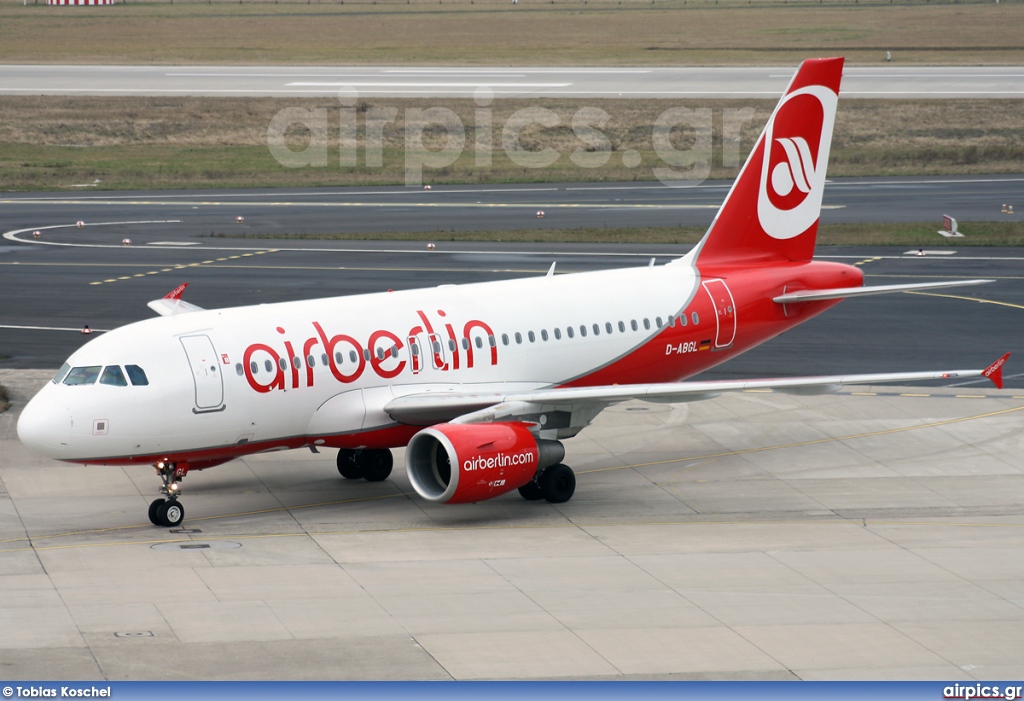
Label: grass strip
xmin=2 ymin=97 xmax=1023 ymax=191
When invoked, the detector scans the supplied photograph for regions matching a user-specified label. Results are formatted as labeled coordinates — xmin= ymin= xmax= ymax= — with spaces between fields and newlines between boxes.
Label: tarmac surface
xmin=3 ymin=65 xmax=1024 ymax=98
xmin=2 ymin=370 xmax=1023 ymax=680
xmin=2 ymin=176 xmax=1022 ymax=234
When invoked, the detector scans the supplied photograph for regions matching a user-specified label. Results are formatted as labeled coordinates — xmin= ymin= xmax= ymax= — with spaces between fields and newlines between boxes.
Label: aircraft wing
xmin=147 ymin=282 xmax=205 ymax=316
xmin=385 ymin=353 xmax=1010 ymax=427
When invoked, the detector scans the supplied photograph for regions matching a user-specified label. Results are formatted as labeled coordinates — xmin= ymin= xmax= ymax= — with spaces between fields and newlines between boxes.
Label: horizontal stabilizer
xmin=773 ymin=278 xmax=993 ymax=304
xmin=147 ymin=282 xmax=205 ymax=317
xmin=983 ymin=352 xmax=1011 ymax=390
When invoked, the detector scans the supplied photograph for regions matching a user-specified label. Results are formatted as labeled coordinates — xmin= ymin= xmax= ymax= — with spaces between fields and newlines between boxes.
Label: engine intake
xmin=406 ymin=422 xmax=564 ymax=504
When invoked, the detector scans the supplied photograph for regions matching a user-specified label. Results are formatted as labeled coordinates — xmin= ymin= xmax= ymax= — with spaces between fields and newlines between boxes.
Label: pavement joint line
xmin=578 ymin=404 xmax=1024 ymax=475
xmin=0 ymin=492 xmax=407 ymax=548
xmin=6 ymin=514 xmax=1024 ymax=556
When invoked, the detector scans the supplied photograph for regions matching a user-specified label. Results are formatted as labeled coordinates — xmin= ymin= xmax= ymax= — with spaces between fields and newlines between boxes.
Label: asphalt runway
xmin=1 ymin=175 xmax=1021 ymax=234
xmin=3 ymin=65 xmax=1024 ymax=98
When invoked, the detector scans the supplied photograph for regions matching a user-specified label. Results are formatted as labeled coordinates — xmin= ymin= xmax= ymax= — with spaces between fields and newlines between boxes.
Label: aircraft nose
xmin=17 ymin=396 xmax=72 ymax=458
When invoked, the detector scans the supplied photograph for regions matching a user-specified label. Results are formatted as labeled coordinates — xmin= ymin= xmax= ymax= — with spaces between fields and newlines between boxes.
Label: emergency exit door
xmin=702 ymin=279 xmax=737 ymax=349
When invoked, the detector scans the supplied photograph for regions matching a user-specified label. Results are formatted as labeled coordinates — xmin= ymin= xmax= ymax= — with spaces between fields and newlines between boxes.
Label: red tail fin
xmin=694 ymin=57 xmax=844 ymax=267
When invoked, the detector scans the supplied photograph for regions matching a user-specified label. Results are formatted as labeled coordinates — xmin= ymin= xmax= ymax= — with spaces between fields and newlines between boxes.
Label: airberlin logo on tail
xmin=771 ymin=137 xmax=815 ymax=198
xmin=757 ymin=85 xmax=838 ymax=241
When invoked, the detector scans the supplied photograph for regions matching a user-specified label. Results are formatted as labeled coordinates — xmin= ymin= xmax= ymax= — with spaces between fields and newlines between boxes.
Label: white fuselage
xmin=20 ymin=259 xmax=723 ymax=466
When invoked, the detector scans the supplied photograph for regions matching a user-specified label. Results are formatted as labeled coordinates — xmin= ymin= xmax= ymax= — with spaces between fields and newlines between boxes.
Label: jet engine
xmin=406 ymin=422 xmax=564 ymax=503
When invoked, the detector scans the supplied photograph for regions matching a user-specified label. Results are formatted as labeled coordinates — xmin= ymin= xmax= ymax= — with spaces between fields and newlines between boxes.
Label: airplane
xmin=17 ymin=57 xmax=1010 ymax=528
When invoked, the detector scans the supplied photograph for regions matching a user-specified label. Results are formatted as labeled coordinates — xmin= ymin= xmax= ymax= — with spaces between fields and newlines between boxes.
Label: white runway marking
xmin=286 ymin=82 xmax=573 ymax=87
xmin=0 ymin=324 xmax=111 ymax=333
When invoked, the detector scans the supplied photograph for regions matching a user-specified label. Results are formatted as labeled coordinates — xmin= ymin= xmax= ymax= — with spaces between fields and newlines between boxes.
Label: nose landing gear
xmin=148 ymin=461 xmax=186 ymax=528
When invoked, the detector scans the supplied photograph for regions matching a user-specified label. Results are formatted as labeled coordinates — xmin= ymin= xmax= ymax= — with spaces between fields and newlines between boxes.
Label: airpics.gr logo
xmin=756 ymin=85 xmax=838 ymax=241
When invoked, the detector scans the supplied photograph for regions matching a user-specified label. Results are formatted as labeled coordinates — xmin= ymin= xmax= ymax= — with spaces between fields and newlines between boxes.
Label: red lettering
xmin=407 ymin=324 xmax=424 ymax=374
xmin=463 ymin=319 xmax=498 ymax=368
xmin=243 ymin=343 xmax=285 ymax=393
xmin=313 ymin=321 xmax=365 ymax=384
xmin=417 ymin=310 xmax=447 ymax=371
xmin=243 ymin=312 xmax=501 ymax=394
xmin=302 ymin=336 xmax=320 ymax=388
xmin=283 ymin=339 xmax=300 ymax=389
xmin=369 ymin=330 xmax=406 ymax=379
xmin=439 ymin=310 xmax=459 ymax=370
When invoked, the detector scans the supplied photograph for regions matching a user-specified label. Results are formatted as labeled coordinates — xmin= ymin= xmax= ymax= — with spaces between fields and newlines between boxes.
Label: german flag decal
xmin=699 ymin=339 xmax=712 ymax=351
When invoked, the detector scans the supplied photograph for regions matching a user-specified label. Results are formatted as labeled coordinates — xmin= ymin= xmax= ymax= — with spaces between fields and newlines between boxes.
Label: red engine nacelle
xmin=406 ymin=422 xmax=563 ymax=504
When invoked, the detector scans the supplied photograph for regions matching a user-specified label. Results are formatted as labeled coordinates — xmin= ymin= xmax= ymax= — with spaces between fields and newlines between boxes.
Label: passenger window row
xmin=243 ymin=345 xmax=409 ymax=376
xmin=500 ymin=312 xmax=698 ymax=346
xmin=240 ymin=310 xmax=699 ymax=376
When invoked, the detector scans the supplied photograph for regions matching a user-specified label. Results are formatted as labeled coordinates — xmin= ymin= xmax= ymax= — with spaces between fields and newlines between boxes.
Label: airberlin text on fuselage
xmin=242 ymin=309 xmax=497 ymax=393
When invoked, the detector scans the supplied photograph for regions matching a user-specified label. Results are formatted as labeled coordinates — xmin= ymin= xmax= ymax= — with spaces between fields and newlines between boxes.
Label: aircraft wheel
xmin=148 ymin=498 xmax=164 ymax=525
xmin=518 ymin=480 xmax=544 ymax=501
xmin=540 ymin=464 xmax=575 ymax=504
xmin=156 ymin=500 xmax=185 ymax=528
xmin=336 ymin=449 xmax=362 ymax=479
xmin=361 ymin=449 xmax=393 ymax=482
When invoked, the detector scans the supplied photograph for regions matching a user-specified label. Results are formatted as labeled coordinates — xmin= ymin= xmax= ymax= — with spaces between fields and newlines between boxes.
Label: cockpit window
xmin=63 ymin=366 xmax=102 ymax=386
xmin=100 ymin=366 xmax=128 ymax=387
xmin=52 ymin=363 xmax=71 ymax=384
xmin=125 ymin=365 xmax=149 ymax=386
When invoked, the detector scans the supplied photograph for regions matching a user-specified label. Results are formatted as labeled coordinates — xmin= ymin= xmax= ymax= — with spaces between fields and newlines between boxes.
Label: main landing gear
xmin=148 ymin=460 xmax=186 ymax=528
xmin=518 ymin=463 xmax=576 ymax=504
xmin=337 ymin=448 xmax=394 ymax=482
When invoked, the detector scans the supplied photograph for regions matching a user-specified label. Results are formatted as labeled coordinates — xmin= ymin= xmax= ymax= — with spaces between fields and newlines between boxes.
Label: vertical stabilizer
xmin=693 ymin=57 xmax=844 ymax=267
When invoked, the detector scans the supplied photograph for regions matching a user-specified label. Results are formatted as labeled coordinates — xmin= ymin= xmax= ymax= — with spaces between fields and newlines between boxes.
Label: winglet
xmin=164 ymin=282 xmax=189 ymax=301
xmin=982 ymin=352 xmax=1011 ymax=390
xmin=147 ymin=282 xmax=205 ymax=317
